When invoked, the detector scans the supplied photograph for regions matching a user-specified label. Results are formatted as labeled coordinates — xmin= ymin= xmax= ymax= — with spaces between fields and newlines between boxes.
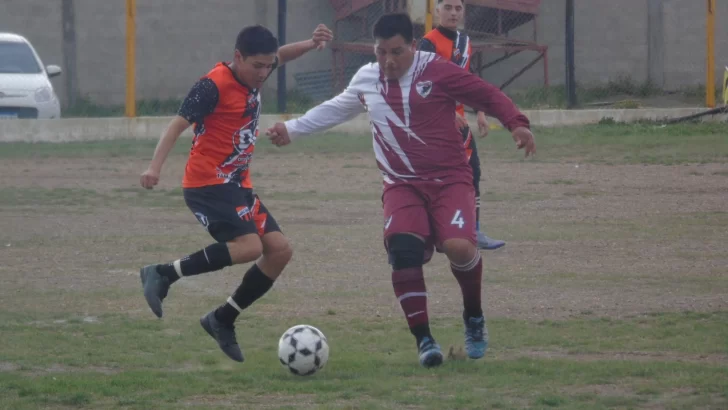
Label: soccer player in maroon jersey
xmin=420 ymin=0 xmax=506 ymax=250
xmin=267 ymin=14 xmax=535 ymax=367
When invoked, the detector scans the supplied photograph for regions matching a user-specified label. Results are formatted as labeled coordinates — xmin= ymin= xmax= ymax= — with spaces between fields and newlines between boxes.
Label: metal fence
xmin=0 ymin=0 xmax=724 ymax=117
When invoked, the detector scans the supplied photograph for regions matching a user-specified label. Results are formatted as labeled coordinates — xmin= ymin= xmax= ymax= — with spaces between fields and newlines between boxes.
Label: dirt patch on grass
xmin=1 ymin=154 xmax=726 ymax=322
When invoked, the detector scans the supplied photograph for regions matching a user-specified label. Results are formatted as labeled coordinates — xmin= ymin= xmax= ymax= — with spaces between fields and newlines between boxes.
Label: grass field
xmin=1 ymin=123 xmax=727 ymax=409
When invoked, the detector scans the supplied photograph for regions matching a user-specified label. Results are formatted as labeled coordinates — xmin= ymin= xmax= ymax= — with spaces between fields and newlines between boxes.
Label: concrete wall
xmin=0 ymin=0 xmax=725 ymax=106
xmin=0 ymin=0 xmax=333 ymax=106
xmin=482 ymin=0 xmax=728 ymax=91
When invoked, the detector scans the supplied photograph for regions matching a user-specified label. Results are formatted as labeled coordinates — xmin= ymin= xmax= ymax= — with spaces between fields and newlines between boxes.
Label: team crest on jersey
xmin=231 ymin=122 xmax=258 ymax=153
xmin=416 ymin=81 xmax=433 ymax=98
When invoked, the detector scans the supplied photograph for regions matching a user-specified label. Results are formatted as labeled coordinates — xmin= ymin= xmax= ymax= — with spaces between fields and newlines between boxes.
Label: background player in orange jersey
xmin=419 ymin=0 xmax=506 ymax=251
xmin=137 ymin=24 xmax=333 ymax=363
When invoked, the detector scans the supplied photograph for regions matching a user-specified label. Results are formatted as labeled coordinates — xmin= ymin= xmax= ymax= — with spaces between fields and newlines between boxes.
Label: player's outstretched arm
xmin=267 ymin=66 xmax=368 ymax=146
xmin=266 ymin=89 xmax=364 ymax=147
xmin=140 ymin=116 xmax=191 ymax=189
xmin=277 ymin=24 xmax=334 ymax=65
xmin=439 ymin=63 xmax=535 ymax=157
xmin=140 ymin=78 xmax=218 ymax=189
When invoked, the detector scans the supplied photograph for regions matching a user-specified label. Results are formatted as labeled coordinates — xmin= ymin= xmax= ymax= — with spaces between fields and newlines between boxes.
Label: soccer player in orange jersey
xmin=419 ymin=0 xmax=506 ymax=250
xmin=137 ymin=24 xmax=333 ymax=363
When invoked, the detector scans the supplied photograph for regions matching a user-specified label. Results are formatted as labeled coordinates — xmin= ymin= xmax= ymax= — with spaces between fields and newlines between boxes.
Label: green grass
xmin=2 ymin=123 xmax=726 ymax=165
xmin=61 ymin=89 xmax=315 ymax=118
xmin=0 ymin=311 xmax=725 ymax=409
xmin=509 ymin=78 xmax=722 ymax=109
xmin=58 ymin=79 xmax=720 ymax=116
xmin=478 ymin=122 xmax=728 ymax=165
xmin=0 ymin=187 xmax=186 ymax=209
xmin=0 ymin=186 xmax=384 ymax=210
xmin=1 ymin=121 xmax=727 ymax=409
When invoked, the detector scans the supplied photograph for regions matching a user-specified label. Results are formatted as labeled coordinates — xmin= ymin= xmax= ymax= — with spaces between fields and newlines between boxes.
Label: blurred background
xmin=1 ymin=0 xmax=725 ymax=117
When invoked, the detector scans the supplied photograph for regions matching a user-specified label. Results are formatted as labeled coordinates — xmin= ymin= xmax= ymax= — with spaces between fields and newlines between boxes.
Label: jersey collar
xmin=436 ymin=25 xmax=458 ymax=41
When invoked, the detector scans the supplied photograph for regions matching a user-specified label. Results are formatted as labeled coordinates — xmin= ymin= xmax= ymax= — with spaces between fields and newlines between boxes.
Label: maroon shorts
xmin=382 ymin=180 xmax=477 ymax=263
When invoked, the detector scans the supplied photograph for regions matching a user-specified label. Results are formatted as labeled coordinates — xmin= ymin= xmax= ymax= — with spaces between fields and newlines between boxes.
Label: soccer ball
xmin=278 ymin=324 xmax=329 ymax=376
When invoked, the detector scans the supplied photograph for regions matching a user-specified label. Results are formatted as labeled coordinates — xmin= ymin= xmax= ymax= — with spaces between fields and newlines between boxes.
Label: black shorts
xmin=183 ymin=184 xmax=281 ymax=243
xmin=461 ymin=126 xmax=481 ymax=194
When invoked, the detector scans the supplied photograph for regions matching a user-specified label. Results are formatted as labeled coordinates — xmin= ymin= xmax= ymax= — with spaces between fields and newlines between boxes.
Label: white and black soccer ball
xmin=278 ymin=324 xmax=329 ymax=376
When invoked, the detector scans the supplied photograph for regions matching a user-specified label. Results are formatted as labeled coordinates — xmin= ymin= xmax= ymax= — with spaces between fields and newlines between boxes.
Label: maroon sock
xmin=450 ymin=253 xmax=483 ymax=319
xmin=392 ymin=267 xmax=430 ymax=330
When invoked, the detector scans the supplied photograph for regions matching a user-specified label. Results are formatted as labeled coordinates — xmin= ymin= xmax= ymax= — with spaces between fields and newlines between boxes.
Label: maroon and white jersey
xmin=285 ymin=51 xmax=530 ymax=183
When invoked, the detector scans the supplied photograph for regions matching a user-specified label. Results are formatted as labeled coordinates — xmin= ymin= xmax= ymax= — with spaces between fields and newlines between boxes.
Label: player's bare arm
xmin=455 ymin=113 xmax=468 ymax=130
xmin=140 ymin=116 xmax=190 ymax=189
xmin=277 ymin=24 xmax=333 ymax=65
xmin=476 ymin=111 xmax=489 ymax=137
xmin=470 ymin=68 xmax=489 ymax=137
xmin=141 ymin=77 xmax=218 ymax=189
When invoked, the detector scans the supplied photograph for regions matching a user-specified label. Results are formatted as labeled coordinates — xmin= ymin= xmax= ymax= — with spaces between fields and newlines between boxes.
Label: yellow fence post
xmin=706 ymin=0 xmax=716 ymax=108
xmin=125 ymin=0 xmax=136 ymax=117
xmin=425 ymin=0 xmax=434 ymax=33
xmin=723 ymin=67 xmax=728 ymax=105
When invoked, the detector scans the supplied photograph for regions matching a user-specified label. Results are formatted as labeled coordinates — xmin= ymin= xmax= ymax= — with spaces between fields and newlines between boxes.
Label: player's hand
xmin=455 ymin=113 xmax=468 ymax=131
xmin=511 ymin=127 xmax=536 ymax=158
xmin=311 ymin=24 xmax=333 ymax=50
xmin=140 ymin=167 xmax=160 ymax=189
xmin=477 ymin=111 xmax=489 ymax=138
xmin=266 ymin=122 xmax=292 ymax=147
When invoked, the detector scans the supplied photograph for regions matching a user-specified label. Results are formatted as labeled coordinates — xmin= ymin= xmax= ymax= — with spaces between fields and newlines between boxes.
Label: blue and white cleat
xmin=464 ymin=315 xmax=489 ymax=359
xmin=477 ymin=231 xmax=506 ymax=250
xmin=418 ymin=337 xmax=444 ymax=368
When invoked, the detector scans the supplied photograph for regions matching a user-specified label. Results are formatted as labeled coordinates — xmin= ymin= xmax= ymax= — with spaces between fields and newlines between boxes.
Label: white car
xmin=0 ymin=32 xmax=62 ymax=119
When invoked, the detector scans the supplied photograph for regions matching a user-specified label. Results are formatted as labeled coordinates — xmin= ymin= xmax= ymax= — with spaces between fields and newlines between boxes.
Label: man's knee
xmin=262 ymin=232 xmax=293 ymax=263
xmin=387 ymin=233 xmax=425 ymax=270
xmin=271 ymin=240 xmax=293 ymax=265
xmin=441 ymin=238 xmax=477 ymax=265
xmin=228 ymin=234 xmax=264 ymax=264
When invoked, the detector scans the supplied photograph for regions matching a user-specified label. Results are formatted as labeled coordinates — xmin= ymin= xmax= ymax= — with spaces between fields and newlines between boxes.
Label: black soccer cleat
xmin=140 ymin=264 xmax=170 ymax=318
xmin=200 ymin=311 xmax=244 ymax=363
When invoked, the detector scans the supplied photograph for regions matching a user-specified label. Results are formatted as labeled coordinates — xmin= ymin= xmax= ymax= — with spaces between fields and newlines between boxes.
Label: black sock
xmin=215 ymin=264 xmax=274 ymax=324
xmin=157 ymin=243 xmax=233 ymax=284
xmin=410 ymin=323 xmax=433 ymax=347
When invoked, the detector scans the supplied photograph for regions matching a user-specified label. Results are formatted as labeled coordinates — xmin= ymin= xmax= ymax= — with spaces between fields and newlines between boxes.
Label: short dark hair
xmin=235 ymin=25 xmax=279 ymax=57
xmin=372 ymin=13 xmax=414 ymax=43
xmin=438 ymin=0 xmax=464 ymax=3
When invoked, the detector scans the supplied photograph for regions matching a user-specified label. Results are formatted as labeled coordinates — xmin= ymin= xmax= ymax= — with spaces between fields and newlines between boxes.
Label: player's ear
xmin=234 ymin=49 xmax=244 ymax=63
xmin=410 ymin=40 xmax=417 ymax=51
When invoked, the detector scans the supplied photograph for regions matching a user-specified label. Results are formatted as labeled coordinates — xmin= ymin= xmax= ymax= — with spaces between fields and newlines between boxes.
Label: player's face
xmin=235 ymin=51 xmax=277 ymax=89
xmin=437 ymin=0 xmax=464 ymax=30
xmin=374 ymin=35 xmax=416 ymax=80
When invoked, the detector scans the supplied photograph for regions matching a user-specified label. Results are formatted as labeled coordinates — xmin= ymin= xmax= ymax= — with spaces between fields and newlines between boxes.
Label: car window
xmin=0 ymin=41 xmax=42 ymax=74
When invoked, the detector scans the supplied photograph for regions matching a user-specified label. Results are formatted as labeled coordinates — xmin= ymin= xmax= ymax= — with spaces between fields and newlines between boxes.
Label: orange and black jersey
xmin=419 ymin=26 xmax=472 ymax=117
xmin=419 ymin=26 xmax=472 ymax=71
xmin=179 ymin=60 xmax=277 ymax=189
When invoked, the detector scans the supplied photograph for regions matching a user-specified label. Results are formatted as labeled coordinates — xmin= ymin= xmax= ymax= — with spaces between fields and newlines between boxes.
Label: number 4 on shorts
xmin=451 ymin=209 xmax=465 ymax=229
